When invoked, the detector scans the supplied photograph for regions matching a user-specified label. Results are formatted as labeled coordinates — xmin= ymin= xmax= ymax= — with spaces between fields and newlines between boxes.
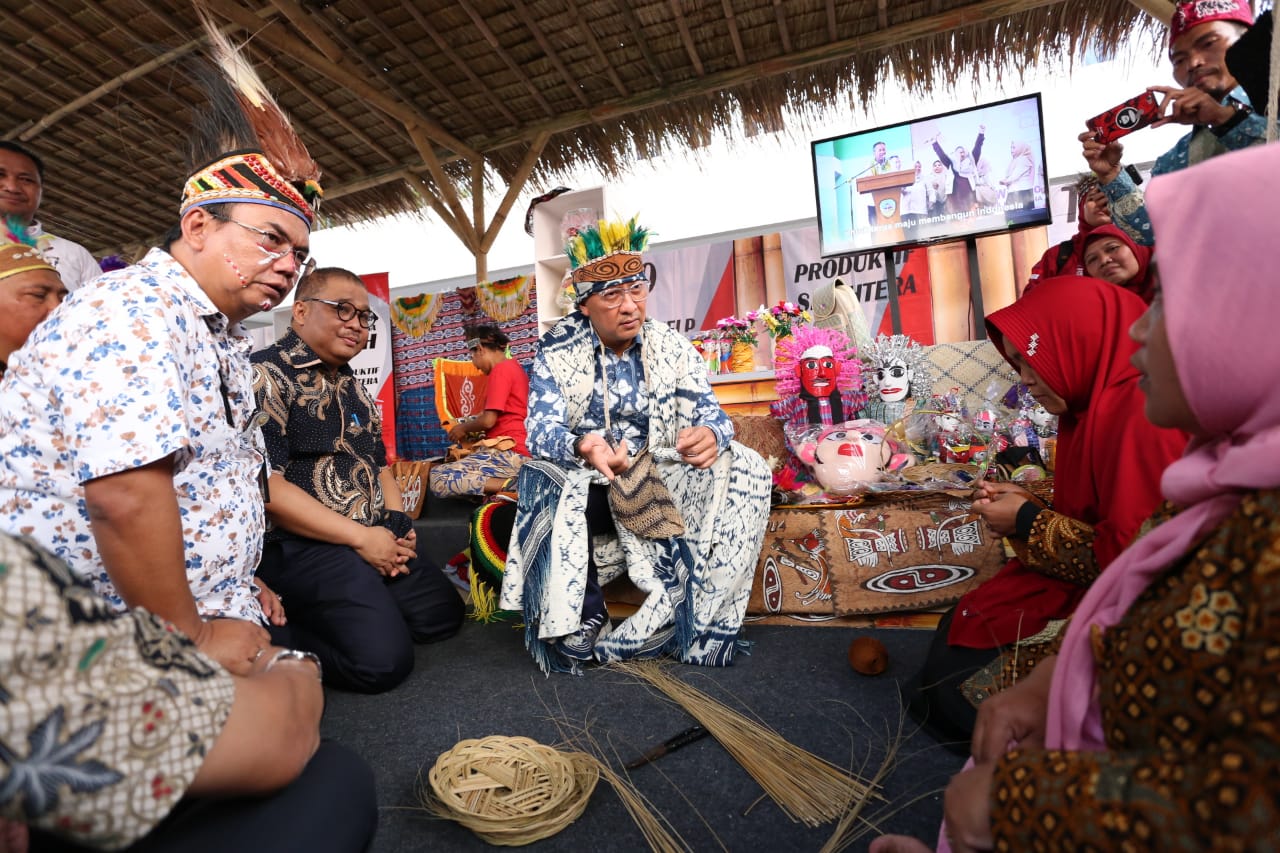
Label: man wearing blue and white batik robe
xmin=500 ymin=274 xmax=771 ymax=674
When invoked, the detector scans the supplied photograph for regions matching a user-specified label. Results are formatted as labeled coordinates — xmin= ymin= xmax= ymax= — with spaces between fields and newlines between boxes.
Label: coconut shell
xmin=847 ymin=636 xmax=888 ymax=676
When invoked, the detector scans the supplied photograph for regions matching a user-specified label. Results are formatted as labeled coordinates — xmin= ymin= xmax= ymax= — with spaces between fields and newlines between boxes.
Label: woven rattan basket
xmin=426 ymin=735 xmax=599 ymax=846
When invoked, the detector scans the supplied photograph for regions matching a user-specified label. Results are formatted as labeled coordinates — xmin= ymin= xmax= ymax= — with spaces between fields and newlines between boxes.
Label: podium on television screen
xmin=855 ymin=168 xmax=917 ymax=245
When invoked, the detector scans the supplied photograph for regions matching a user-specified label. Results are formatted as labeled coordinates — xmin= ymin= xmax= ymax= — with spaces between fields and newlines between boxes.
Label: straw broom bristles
xmin=536 ymin=686 xmax=694 ymax=853
xmin=612 ymin=660 xmax=879 ymax=828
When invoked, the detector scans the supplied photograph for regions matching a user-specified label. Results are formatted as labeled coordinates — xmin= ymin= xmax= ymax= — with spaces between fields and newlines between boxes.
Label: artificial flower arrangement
xmin=750 ymin=300 xmax=811 ymax=340
xmin=715 ymin=315 xmax=758 ymax=347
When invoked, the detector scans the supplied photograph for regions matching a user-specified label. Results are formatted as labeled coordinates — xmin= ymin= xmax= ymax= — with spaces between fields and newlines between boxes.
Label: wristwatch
xmin=1211 ymin=101 xmax=1252 ymax=137
xmin=264 ymin=648 xmax=323 ymax=680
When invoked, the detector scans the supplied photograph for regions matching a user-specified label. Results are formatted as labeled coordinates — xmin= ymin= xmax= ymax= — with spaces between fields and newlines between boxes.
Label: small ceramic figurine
xmin=862 ymin=334 xmax=932 ymax=425
xmin=796 ymin=419 xmax=914 ymax=496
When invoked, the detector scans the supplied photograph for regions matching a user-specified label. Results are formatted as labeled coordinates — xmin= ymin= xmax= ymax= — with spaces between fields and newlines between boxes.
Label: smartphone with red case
xmin=1086 ymin=92 xmax=1163 ymax=145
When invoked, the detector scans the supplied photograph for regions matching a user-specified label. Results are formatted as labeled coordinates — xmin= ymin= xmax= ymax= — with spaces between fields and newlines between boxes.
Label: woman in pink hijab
xmin=876 ymin=142 xmax=1280 ymax=852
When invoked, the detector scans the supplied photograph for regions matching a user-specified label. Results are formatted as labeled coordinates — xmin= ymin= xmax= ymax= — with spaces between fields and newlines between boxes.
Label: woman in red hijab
xmin=905 ymin=276 xmax=1187 ymax=751
xmin=1082 ymin=224 xmax=1155 ymax=303
xmin=1022 ymin=177 xmax=1110 ymax=294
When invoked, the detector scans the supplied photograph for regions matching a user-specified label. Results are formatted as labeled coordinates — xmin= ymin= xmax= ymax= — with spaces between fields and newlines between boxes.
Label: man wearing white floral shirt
xmin=0 ymin=80 xmax=323 ymax=675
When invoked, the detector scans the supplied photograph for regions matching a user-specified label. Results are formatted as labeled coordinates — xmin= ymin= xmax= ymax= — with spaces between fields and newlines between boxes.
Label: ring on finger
xmin=252 ymin=646 xmax=266 ymax=663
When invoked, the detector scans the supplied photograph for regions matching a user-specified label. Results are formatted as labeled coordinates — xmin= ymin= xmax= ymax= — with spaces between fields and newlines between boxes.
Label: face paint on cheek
xmin=223 ymin=254 xmax=249 ymax=287
xmin=260 ymin=300 xmax=273 ymax=312
xmin=254 ymin=247 xmax=276 ymax=267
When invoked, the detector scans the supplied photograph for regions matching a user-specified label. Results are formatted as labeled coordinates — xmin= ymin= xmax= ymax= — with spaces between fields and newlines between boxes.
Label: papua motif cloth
xmin=474 ymin=274 xmax=531 ymax=323
xmin=500 ymin=314 xmax=771 ymax=674
xmin=0 ymin=533 xmax=234 ymax=850
xmin=392 ymin=292 xmax=445 ymax=337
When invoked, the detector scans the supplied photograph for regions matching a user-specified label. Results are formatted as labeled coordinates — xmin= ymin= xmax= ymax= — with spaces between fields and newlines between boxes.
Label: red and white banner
xmin=356 ymin=272 xmax=398 ymax=461
xmin=643 ymin=241 xmax=737 ymax=335
xmin=779 ymin=227 xmax=935 ymax=344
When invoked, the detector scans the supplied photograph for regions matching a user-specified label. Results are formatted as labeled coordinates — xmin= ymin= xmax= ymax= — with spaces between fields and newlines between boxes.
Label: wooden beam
xmin=250 ymin=46 xmax=401 ymax=166
xmin=1123 ymin=0 xmax=1174 ymax=24
xmin=324 ymin=168 xmax=418 ymax=200
xmin=456 ymin=0 xmax=556 ymax=117
xmin=476 ymin=0 xmax=1069 ymax=153
xmin=472 ymin=158 xmax=485 ymax=256
xmin=13 ymin=38 xmax=201 ymax=141
xmin=473 ymin=157 xmax=487 ymax=282
xmin=0 ymin=8 xmax=191 ymax=142
xmin=407 ymin=125 xmax=476 ymax=252
xmin=772 ymin=0 xmax=793 ymax=54
xmin=566 ymin=0 xmax=630 ymax=98
xmin=480 ymin=131 xmax=549 ymax=253
xmin=669 ymin=0 xmax=706 ymax=76
xmin=721 ymin=0 xmax=748 ymax=65
xmin=877 ymin=0 xmax=889 ymax=29
xmin=406 ymin=174 xmax=477 ymax=252
xmin=202 ymin=0 xmax=482 ymax=161
xmin=509 ymin=0 xmax=592 ymax=107
xmin=401 ymin=3 xmax=521 ymax=127
xmin=351 ymin=1 xmax=473 ymax=118
xmin=618 ymin=0 xmax=665 ymax=87
xmin=265 ymin=0 xmax=346 ymax=63
xmin=826 ymin=0 xmax=838 ymax=40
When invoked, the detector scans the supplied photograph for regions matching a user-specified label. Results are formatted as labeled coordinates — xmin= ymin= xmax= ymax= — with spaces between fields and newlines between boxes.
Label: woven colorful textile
xmin=470 ymin=499 xmax=517 ymax=589
xmin=433 ymin=358 xmax=488 ymax=426
xmin=391 ymin=288 xmax=540 ymax=461
xmin=474 ymin=274 xmax=531 ymax=322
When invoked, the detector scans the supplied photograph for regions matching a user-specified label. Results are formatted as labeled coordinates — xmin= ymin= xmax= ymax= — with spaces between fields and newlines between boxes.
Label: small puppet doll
xmin=861 ymin=334 xmax=932 ymax=426
xmin=796 ymin=419 xmax=914 ymax=497
xmin=770 ymin=326 xmax=867 ymax=493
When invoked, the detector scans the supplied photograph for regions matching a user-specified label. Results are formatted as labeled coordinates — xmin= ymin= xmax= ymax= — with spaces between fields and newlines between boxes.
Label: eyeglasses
xmin=211 ymin=213 xmax=316 ymax=279
xmin=592 ymin=279 xmax=653 ymax=309
xmin=302 ymin=298 xmax=377 ymax=329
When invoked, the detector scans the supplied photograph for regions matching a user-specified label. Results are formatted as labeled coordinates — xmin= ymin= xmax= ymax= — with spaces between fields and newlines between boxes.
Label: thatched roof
xmin=1 ymin=0 xmax=1162 ymax=257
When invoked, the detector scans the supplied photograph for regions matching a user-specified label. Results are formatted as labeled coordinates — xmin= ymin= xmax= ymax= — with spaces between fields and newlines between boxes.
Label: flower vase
xmin=730 ymin=341 xmax=755 ymax=373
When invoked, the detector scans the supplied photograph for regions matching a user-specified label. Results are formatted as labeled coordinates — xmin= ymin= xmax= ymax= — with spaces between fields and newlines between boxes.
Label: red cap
xmin=1169 ymin=0 xmax=1253 ymax=47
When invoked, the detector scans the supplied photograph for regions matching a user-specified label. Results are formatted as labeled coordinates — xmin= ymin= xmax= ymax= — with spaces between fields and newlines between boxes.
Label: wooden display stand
xmin=531 ymin=187 xmax=607 ymax=334
xmin=855 ymin=168 xmax=917 ymax=246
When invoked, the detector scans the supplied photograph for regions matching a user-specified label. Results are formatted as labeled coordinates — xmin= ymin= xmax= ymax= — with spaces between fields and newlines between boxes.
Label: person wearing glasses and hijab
xmin=0 ymin=40 xmax=323 ymax=681
xmin=500 ymin=216 xmax=771 ymax=673
xmin=251 ymin=268 xmax=463 ymax=694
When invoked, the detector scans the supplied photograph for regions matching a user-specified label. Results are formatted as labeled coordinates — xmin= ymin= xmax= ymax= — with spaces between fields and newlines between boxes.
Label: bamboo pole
xmin=480 ymin=132 xmax=551 ymax=253
xmin=472 ymin=158 xmax=487 ymax=282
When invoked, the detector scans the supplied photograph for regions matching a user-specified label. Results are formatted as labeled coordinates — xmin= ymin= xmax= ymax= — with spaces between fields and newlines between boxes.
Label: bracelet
xmin=264 ymin=648 xmax=323 ymax=680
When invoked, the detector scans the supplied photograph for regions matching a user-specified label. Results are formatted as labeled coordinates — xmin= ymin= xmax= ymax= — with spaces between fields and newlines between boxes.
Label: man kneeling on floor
xmin=252 ymin=267 xmax=464 ymax=693
xmin=500 ymin=216 xmax=771 ymax=674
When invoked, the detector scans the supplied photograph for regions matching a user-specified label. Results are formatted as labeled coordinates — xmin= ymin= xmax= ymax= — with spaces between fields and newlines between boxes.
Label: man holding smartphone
xmin=1079 ymin=0 xmax=1264 ymax=246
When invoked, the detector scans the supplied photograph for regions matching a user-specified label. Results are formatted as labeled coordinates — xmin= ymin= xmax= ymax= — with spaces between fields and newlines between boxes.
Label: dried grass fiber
xmin=422 ymin=735 xmax=599 ymax=845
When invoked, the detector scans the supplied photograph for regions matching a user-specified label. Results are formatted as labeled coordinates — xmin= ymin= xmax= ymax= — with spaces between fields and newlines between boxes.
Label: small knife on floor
xmin=624 ymin=724 xmax=711 ymax=770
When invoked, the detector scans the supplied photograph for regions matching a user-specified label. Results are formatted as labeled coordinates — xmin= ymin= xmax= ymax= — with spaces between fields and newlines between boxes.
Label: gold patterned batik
xmin=990 ymin=488 xmax=1280 ymax=851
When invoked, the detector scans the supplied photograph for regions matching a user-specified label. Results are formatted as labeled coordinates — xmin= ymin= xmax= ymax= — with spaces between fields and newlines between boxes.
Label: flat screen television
xmin=811 ymin=93 xmax=1052 ymax=257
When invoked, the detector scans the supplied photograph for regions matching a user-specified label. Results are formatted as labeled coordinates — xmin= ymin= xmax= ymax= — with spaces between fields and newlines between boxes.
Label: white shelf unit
xmin=531 ymin=187 xmax=606 ymax=334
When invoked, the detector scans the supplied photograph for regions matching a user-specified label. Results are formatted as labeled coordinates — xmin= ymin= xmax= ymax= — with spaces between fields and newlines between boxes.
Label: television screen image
xmin=812 ymin=93 xmax=1051 ymax=257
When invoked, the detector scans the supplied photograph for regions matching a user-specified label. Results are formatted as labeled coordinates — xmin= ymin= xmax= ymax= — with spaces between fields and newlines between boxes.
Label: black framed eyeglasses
xmin=593 ymin=278 xmax=653 ymax=309
xmin=211 ymin=213 xmax=316 ymax=279
xmin=302 ymin=298 xmax=377 ymax=329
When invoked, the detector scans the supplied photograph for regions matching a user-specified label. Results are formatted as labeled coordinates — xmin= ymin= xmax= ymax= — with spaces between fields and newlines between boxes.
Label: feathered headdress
xmin=773 ymin=325 xmax=861 ymax=397
xmin=179 ymin=6 xmax=323 ymax=225
xmin=565 ymin=215 xmax=650 ymax=304
xmin=0 ymin=216 xmax=57 ymax=283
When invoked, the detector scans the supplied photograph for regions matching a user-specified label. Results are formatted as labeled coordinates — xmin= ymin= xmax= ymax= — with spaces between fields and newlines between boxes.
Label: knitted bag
xmin=608 ymin=446 xmax=685 ymax=539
